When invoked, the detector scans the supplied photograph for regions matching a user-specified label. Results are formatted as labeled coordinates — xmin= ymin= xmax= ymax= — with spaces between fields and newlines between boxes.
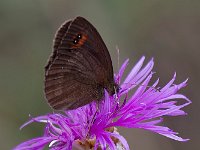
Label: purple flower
xmin=14 ymin=56 xmax=191 ymax=150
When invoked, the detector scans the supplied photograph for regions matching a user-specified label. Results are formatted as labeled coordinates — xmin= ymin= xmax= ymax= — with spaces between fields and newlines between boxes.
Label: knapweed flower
xmin=14 ymin=56 xmax=191 ymax=150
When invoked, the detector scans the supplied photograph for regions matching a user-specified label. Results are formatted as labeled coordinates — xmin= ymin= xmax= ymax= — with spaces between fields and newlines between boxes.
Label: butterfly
xmin=44 ymin=16 xmax=119 ymax=110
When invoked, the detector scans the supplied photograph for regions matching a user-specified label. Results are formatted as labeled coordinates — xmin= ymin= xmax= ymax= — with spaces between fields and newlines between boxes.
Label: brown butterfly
xmin=44 ymin=16 xmax=119 ymax=110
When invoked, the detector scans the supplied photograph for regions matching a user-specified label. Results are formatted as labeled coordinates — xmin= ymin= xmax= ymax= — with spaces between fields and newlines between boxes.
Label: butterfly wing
xmin=69 ymin=17 xmax=114 ymax=81
xmin=45 ymin=16 xmax=115 ymax=110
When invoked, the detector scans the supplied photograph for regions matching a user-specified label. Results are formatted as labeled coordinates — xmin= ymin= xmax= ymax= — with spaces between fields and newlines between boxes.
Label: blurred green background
xmin=0 ymin=0 xmax=199 ymax=149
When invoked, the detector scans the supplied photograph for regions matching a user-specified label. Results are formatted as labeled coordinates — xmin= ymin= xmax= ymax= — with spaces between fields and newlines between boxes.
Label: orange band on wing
xmin=72 ymin=34 xmax=87 ymax=48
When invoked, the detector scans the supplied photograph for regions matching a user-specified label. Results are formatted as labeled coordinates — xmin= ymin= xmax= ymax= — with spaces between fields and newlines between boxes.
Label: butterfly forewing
xmin=44 ymin=16 xmax=116 ymax=110
xmin=45 ymin=20 xmax=72 ymax=74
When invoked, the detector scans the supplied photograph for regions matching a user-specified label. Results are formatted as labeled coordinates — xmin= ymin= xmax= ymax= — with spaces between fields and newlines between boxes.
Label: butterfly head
xmin=105 ymin=81 xmax=120 ymax=96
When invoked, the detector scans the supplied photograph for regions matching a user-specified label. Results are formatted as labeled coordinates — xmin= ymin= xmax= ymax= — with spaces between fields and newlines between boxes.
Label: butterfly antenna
xmin=116 ymin=45 xmax=120 ymax=72
xmin=114 ymin=85 xmax=119 ymax=100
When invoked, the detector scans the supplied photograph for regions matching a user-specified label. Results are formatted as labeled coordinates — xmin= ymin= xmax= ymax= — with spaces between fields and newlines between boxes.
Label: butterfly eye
xmin=77 ymin=34 xmax=82 ymax=39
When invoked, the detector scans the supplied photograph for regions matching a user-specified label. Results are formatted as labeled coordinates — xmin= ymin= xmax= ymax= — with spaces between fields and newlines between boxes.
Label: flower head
xmin=14 ymin=56 xmax=191 ymax=150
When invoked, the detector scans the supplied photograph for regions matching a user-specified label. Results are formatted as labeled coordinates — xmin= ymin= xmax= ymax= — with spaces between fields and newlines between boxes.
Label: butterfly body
xmin=45 ymin=16 xmax=118 ymax=110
